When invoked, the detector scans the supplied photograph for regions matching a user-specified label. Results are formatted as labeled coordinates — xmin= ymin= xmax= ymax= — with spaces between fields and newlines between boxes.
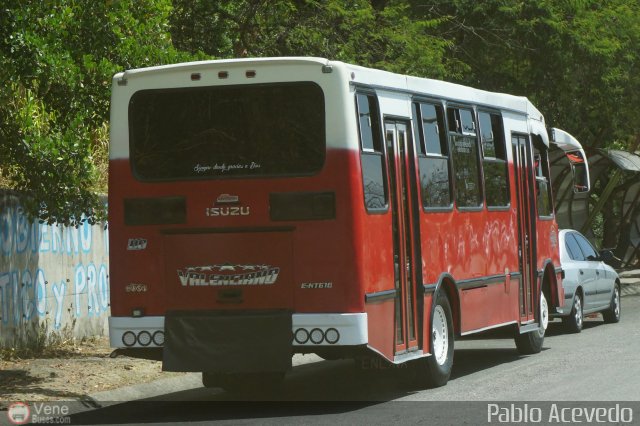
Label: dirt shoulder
xmin=0 ymin=337 xmax=185 ymax=408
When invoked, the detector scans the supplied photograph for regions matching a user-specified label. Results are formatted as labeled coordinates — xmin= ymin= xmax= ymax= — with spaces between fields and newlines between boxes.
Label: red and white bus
xmin=108 ymin=57 xmax=589 ymax=388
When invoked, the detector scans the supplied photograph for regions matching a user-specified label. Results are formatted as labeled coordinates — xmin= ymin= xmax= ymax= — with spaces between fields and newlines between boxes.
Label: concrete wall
xmin=0 ymin=191 xmax=109 ymax=345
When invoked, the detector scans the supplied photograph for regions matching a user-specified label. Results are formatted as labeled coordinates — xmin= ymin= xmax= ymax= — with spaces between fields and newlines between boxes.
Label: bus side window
xmin=356 ymin=93 xmax=388 ymax=212
xmin=448 ymin=107 xmax=482 ymax=209
xmin=478 ymin=111 xmax=509 ymax=208
xmin=412 ymin=102 xmax=452 ymax=209
xmin=533 ymin=135 xmax=553 ymax=217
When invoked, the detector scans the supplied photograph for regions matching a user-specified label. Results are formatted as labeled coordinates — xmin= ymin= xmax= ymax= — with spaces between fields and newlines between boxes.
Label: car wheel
xmin=602 ymin=283 xmax=621 ymax=323
xmin=563 ymin=292 xmax=583 ymax=333
xmin=415 ymin=291 xmax=454 ymax=388
xmin=515 ymin=292 xmax=546 ymax=354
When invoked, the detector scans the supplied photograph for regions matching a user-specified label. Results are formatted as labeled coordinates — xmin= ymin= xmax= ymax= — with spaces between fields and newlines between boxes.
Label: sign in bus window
xmin=451 ymin=134 xmax=482 ymax=208
xmin=449 ymin=107 xmax=482 ymax=208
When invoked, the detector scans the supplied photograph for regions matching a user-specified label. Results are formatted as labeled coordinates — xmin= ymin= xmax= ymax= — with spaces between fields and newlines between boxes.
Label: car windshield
xmin=565 ymin=233 xmax=584 ymax=261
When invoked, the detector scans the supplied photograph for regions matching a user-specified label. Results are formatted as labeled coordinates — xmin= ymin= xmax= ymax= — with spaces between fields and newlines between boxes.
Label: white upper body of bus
xmin=110 ymin=57 xmax=551 ymax=161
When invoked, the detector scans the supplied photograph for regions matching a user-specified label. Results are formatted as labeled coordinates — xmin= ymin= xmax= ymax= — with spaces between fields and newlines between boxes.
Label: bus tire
xmin=419 ymin=291 xmax=454 ymax=387
xmin=515 ymin=293 xmax=547 ymax=355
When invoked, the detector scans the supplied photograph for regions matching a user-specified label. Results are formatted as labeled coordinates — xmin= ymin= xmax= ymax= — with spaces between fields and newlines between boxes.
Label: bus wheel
xmin=202 ymin=372 xmax=285 ymax=393
xmin=514 ymin=293 xmax=547 ymax=355
xmin=417 ymin=291 xmax=454 ymax=387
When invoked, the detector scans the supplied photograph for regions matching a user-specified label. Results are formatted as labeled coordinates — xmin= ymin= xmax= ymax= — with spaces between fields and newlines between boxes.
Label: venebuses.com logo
xmin=7 ymin=402 xmax=30 ymax=425
xmin=6 ymin=401 xmax=71 ymax=424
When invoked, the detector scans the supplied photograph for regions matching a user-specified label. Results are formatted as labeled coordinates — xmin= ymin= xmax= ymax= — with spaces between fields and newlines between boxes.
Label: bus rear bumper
xmin=109 ymin=312 xmax=368 ymax=349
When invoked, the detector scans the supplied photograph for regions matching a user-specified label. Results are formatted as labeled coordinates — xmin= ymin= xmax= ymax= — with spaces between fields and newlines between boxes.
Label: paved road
xmin=66 ymin=295 xmax=640 ymax=424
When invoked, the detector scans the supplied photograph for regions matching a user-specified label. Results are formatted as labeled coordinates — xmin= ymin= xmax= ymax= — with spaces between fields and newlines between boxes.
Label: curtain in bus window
xmin=128 ymin=82 xmax=325 ymax=180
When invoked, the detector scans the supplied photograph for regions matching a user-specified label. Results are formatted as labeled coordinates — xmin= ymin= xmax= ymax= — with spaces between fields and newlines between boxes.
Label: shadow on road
xmin=67 ymin=337 xmax=537 ymax=423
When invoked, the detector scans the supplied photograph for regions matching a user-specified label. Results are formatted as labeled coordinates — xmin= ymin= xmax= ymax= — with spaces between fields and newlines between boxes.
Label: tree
xmin=170 ymin=0 xmax=458 ymax=79
xmin=3 ymin=0 xmax=640 ymax=226
xmin=0 ymin=0 xmax=194 ymax=225
xmin=410 ymin=0 xmax=640 ymax=150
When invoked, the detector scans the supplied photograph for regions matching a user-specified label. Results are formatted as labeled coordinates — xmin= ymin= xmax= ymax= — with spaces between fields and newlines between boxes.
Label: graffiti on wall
xmin=0 ymin=198 xmax=109 ymax=338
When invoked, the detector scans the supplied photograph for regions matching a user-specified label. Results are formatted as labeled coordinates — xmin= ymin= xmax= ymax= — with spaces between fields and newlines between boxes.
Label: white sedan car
xmin=554 ymin=229 xmax=621 ymax=333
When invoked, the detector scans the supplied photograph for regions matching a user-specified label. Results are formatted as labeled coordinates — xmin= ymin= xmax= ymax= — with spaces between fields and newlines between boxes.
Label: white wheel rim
xmin=614 ymin=287 xmax=620 ymax=318
xmin=432 ymin=305 xmax=448 ymax=365
xmin=539 ymin=293 xmax=548 ymax=338
xmin=574 ymin=296 xmax=582 ymax=328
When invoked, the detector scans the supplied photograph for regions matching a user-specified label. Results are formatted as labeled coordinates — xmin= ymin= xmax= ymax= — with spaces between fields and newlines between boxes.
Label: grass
xmin=0 ymin=318 xmax=99 ymax=361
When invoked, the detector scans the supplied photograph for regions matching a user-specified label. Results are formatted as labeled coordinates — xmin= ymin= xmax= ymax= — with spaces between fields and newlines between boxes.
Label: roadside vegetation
xmin=0 ymin=319 xmax=94 ymax=360
xmin=1 ymin=0 xmax=639 ymax=225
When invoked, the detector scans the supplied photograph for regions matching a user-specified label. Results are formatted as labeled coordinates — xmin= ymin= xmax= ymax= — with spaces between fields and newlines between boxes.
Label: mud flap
xmin=162 ymin=310 xmax=292 ymax=373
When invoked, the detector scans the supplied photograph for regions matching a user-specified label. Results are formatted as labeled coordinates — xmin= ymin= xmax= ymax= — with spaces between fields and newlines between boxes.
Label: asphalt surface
xmin=88 ymin=269 xmax=640 ymax=407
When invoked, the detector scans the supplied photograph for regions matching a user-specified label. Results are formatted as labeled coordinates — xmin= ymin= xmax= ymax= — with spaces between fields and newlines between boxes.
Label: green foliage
xmin=169 ymin=0 xmax=457 ymax=79
xmin=0 ymin=0 xmax=194 ymax=225
xmin=413 ymin=0 xmax=640 ymax=150
xmin=2 ymin=0 xmax=640 ymax=225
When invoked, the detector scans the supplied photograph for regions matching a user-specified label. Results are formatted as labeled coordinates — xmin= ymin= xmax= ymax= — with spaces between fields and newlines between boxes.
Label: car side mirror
xmin=599 ymin=249 xmax=615 ymax=263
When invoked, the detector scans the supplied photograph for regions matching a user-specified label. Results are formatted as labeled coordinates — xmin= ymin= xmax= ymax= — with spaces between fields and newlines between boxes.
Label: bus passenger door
xmin=512 ymin=134 xmax=538 ymax=324
xmin=384 ymin=120 xmax=421 ymax=356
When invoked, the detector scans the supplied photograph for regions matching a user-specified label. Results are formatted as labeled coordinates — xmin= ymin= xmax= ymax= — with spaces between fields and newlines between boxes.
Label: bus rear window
xmin=128 ymin=82 xmax=325 ymax=180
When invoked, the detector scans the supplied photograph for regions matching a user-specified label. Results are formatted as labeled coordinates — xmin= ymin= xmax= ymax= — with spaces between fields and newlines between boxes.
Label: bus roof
xmin=114 ymin=57 xmax=547 ymax=144
xmin=116 ymin=57 xmax=542 ymax=118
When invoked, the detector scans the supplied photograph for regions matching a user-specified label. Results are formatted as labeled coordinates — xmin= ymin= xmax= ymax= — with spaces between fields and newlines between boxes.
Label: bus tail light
xmin=294 ymin=328 xmax=309 ymax=344
xmin=122 ymin=331 xmax=136 ymax=347
xmin=124 ymin=197 xmax=186 ymax=226
xmin=152 ymin=330 xmax=165 ymax=346
xmin=309 ymin=328 xmax=324 ymax=344
xmin=121 ymin=330 xmax=164 ymax=347
xmin=137 ymin=331 xmax=152 ymax=346
xmin=270 ymin=191 xmax=335 ymax=221
xmin=325 ymin=328 xmax=340 ymax=344
xmin=293 ymin=327 xmax=340 ymax=345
